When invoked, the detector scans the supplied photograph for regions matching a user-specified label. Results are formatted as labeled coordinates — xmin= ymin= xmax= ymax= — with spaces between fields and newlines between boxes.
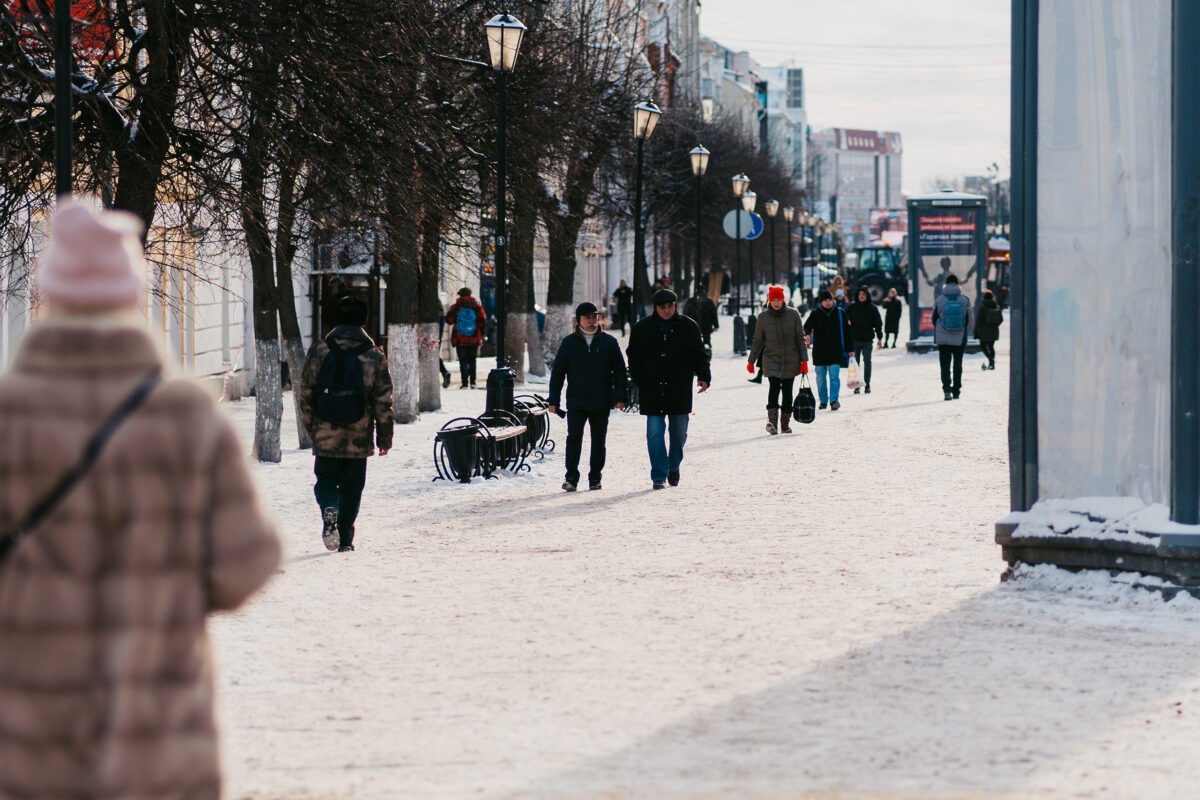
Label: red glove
xmin=746 ymin=361 xmax=756 ymax=374
xmin=800 ymin=361 xmax=809 ymax=375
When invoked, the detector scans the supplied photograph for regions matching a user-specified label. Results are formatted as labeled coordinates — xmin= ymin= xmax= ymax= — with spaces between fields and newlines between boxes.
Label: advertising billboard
xmin=906 ymin=192 xmax=987 ymax=339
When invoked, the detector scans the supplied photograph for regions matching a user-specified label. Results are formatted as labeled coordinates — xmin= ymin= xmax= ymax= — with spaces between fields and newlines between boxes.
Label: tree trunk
xmin=272 ymin=160 xmax=311 ymax=449
xmin=526 ymin=311 xmax=545 ymax=376
xmin=418 ymin=321 xmax=441 ymax=411
xmin=385 ymin=196 xmax=421 ymax=423
xmin=545 ymin=303 xmax=573 ymax=360
xmin=418 ymin=212 xmax=443 ymax=411
xmin=504 ymin=202 xmax=536 ymax=384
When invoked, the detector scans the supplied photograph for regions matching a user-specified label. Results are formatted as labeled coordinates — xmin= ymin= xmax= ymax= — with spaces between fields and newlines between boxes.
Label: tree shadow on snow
xmin=500 ymin=586 xmax=1200 ymax=799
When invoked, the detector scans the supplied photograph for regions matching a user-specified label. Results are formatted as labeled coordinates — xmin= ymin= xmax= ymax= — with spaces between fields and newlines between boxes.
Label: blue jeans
xmin=814 ymin=364 xmax=841 ymax=405
xmin=645 ymin=414 xmax=689 ymax=482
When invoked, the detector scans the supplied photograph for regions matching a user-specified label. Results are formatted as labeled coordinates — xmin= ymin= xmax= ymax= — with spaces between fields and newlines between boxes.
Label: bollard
xmin=732 ymin=315 xmax=746 ymax=354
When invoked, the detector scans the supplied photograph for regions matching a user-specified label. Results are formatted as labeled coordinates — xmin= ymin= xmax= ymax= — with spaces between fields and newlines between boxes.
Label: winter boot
xmin=321 ymin=507 xmax=340 ymax=551
xmin=781 ymin=411 xmax=793 ymax=433
xmin=766 ymin=407 xmax=779 ymax=435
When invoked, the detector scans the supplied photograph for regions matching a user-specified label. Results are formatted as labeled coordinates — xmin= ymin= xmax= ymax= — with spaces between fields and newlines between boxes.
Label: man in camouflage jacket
xmin=299 ymin=295 xmax=394 ymax=552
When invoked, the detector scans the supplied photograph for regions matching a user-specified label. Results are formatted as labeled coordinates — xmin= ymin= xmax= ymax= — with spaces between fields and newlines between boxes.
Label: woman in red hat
xmin=747 ymin=285 xmax=808 ymax=434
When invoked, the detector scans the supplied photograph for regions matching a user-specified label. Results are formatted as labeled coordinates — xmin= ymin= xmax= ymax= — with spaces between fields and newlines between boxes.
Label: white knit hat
xmin=38 ymin=199 xmax=146 ymax=309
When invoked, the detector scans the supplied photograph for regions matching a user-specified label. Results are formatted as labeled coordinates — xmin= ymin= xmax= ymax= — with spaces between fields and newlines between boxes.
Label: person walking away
xmin=747 ymin=285 xmax=808 ymax=434
xmin=975 ymin=289 xmax=1004 ymax=370
xmin=683 ymin=289 xmax=719 ymax=354
xmin=0 ymin=199 xmax=281 ymax=800
xmin=446 ymin=287 xmax=486 ymax=388
xmin=803 ymin=290 xmax=855 ymax=411
xmin=437 ymin=311 xmax=452 ymax=388
xmin=846 ymin=286 xmax=884 ymax=394
xmin=547 ymin=302 xmax=628 ymax=491
xmin=613 ymin=279 xmax=635 ymax=334
xmin=627 ymin=289 xmax=712 ymax=489
xmin=300 ymin=295 xmax=394 ymax=551
xmin=932 ymin=273 xmax=973 ymax=399
xmin=882 ymin=287 xmax=904 ymax=348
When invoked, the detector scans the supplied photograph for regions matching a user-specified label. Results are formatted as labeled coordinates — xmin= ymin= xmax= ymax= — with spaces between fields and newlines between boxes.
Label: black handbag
xmin=793 ymin=374 xmax=816 ymax=424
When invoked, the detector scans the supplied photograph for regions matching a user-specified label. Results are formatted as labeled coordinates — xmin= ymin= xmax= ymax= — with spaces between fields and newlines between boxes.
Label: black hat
xmin=334 ymin=295 xmax=369 ymax=327
xmin=575 ymin=301 xmax=598 ymax=319
xmin=817 ymin=290 xmax=833 ymax=302
xmin=651 ymin=288 xmax=678 ymax=306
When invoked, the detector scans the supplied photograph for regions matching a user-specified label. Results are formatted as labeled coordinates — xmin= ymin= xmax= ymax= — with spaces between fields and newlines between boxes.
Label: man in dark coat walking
xmin=613 ymin=279 xmax=634 ymax=335
xmin=803 ymin=290 xmax=855 ymax=411
xmin=548 ymin=302 xmax=628 ymax=491
xmin=626 ymin=288 xmax=712 ymax=489
xmin=846 ymin=286 xmax=884 ymax=394
xmin=683 ymin=290 xmax=719 ymax=351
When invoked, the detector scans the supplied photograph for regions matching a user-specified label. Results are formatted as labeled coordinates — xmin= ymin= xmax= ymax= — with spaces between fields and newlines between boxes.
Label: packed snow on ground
xmin=209 ymin=312 xmax=1200 ymax=800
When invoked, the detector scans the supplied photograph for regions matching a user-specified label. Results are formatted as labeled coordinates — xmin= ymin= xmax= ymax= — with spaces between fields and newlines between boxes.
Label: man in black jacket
xmin=612 ymin=280 xmax=634 ymax=335
xmin=802 ymin=290 xmax=855 ymax=411
xmin=548 ymin=302 xmax=628 ymax=491
xmin=846 ymin=286 xmax=884 ymax=394
xmin=626 ymin=289 xmax=712 ymax=490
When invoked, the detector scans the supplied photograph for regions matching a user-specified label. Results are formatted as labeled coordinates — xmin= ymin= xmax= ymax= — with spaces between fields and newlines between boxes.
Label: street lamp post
xmin=633 ymin=100 xmax=663 ymax=320
xmin=741 ymin=189 xmax=757 ymax=311
xmin=782 ymin=206 xmax=794 ymax=296
xmin=764 ymin=199 xmax=779 ymax=285
xmin=483 ymin=12 xmax=526 ymax=413
xmin=731 ymin=173 xmax=750 ymax=353
xmin=689 ymin=145 xmax=710 ymax=297
xmin=54 ymin=0 xmax=72 ymax=197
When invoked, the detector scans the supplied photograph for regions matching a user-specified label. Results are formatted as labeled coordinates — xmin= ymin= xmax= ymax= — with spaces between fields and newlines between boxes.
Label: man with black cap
xmin=626 ymin=288 xmax=712 ymax=489
xmin=299 ymin=294 xmax=394 ymax=552
xmin=548 ymin=302 xmax=628 ymax=491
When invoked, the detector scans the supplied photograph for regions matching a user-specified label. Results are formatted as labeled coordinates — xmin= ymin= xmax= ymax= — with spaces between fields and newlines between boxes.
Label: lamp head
xmin=485 ymin=13 xmax=526 ymax=72
xmin=689 ymin=144 xmax=710 ymax=176
xmin=741 ymin=190 xmax=757 ymax=213
xmin=731 ymin=173 xmax=750 ymax=197
xmin=764 ymin=199 xmax=779 ymax=218
xmin=633 ymin=101 xmax=663 ymax=141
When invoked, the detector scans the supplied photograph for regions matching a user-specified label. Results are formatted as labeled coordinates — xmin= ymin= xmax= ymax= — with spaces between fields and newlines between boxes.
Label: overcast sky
xmin=697 ymin=0 xmax=1011 ymax=196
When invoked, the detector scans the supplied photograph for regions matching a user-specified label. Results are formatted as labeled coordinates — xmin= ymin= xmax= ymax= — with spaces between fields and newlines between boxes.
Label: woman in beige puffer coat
xmin=0 ymin=200 xmax=281 ymax=800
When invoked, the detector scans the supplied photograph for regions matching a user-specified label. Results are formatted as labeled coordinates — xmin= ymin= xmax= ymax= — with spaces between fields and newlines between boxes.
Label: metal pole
xmin=694 ymin=172 xmax=702 ymax=294
xmin=785 ymin=219 xmax=793 ymax=294
xmin=634 ymin=138 xmax=646 ymax=319
xmin=495 ymin=68 xmax=508 ymax=367
xmin=54 ymin=0 xmax=72 ymax=198
xmin=1173 ymin=0 xmax=1200 ymax=522
xmin=734 ymin=206 xmax=741 ymax=318
xmin=769 ymin=216 xmax=777 ymax=285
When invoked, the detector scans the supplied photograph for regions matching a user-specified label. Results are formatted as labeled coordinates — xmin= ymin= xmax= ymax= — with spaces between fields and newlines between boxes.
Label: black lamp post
xmin=782 ymin=205 xmax=794 ymax=294
xmin=730 ymin=173 xmax=750 ymax=352
xmin=633 ymin=101 xmax=662 ymax=318
xmin=741 ymin=189 xmax=757 ymax=310
xmin=54 ymin=0 xmax=72 ymax=197
xmin=764 ymin=199 xmax=779 ymax=285
xmin=689 ymin=145 xmax=710 ymax=296
xmin=483 ymin=12 xmax=526 ymax=413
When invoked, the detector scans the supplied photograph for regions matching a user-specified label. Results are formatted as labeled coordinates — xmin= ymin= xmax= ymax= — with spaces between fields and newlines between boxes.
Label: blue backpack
xmin=941 ymin=296 xmax=965 ymax=331
xmin=456 ymin=305 xmax=478 ymax=337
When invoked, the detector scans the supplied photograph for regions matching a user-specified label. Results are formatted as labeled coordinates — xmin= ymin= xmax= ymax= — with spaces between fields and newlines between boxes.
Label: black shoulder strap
xmin=0 ymin=370 xmax=161 ymax=565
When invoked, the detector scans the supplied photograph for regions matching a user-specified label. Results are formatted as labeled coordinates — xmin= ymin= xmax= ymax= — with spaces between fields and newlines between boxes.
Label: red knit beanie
xmin=767 ymin=285 xmax=786 ymax=302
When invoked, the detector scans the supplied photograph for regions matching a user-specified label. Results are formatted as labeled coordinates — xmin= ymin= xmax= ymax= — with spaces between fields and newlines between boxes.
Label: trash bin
xmin=486 ymin=367 xmax=515 ymax=412
xmin=437 ymin=423 xmax=479 ymax=483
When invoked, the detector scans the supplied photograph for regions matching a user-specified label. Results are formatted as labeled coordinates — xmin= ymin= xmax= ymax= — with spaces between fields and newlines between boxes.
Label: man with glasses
xmin=548 ymin=302 xmax=628 ymax=491
xmin=626 ymin=289 xmax=712 ymax=490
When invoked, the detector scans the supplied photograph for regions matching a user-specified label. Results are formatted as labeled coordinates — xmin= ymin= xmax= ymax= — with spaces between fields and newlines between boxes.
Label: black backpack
xmin=315 ymin=342 xmax=372 ymax=425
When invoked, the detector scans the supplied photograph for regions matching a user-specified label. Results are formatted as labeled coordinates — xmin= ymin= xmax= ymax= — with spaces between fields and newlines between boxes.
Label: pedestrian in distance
xmin=446 ymin=287 xmax=487 ymax=389
xmin=299 ymin=294 xmax=395 ymax=552
xmin=682 ymin=289 xmax=719 ymax=355
xmin=747 ymin=285 xmax=809 ymax=434
xmin=846 ymin=286 xmax=884 ymax=394
xmin=803 ymin=290 xmax=855 ymax=411
xmin=626 ymin=288 xmax=712 ymax=489
xmin=547 ymin=302 xmax=628 ymax=491
xmin=834 ymin=287 xmax=849 ymax=310
xmin=975 ymin=289 xmax=1004 ymax=371
xmin=0 ymin=199 xmax=281 ymax=800
xmin=882 ymin=287 xmax=904 ymax=348
xmin=437 ymin=311 xmax=452 ymax=388
xmin=613 ymin=279 xmax=634 ymax=335
xmin=932 ymin=273 xmax=974 ymax=400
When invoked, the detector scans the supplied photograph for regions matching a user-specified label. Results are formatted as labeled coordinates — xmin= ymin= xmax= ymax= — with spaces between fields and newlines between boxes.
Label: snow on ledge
xmin=999 ymin=496 xmax=1200 ymax=543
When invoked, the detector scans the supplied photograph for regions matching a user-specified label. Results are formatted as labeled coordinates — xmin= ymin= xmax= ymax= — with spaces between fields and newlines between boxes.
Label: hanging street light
xmin=689 ymin=145 xmax=710 ymax=298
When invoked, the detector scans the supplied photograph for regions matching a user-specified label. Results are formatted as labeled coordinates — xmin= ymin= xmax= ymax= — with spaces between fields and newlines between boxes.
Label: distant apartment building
xmin=808 ymin=128 xmax=904 ymax=249
xmin=757 ymin=65 xmax=807 ymax=187
xmin=698 ymin=37 xmax=764 ymax=148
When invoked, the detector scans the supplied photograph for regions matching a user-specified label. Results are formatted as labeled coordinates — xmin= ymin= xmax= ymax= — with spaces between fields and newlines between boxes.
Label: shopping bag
xmin=793 ymin=375 xmax=816 ymax=424
xmin=847 ymin=362 xmax=861 ymax=389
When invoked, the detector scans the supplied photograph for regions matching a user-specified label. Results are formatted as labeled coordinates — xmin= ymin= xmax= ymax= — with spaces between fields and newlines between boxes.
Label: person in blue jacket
xmin=548 ymin=302 xmax=628 ymax=491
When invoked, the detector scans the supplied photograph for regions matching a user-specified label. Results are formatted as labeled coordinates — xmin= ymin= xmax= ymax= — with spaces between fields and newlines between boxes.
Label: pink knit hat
xmin=38 ymin=199 xmax=146 ymax=309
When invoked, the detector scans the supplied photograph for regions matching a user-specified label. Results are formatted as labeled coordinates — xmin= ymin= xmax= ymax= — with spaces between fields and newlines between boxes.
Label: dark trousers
xmin=980 ymin=341 xmax=996 ymax=365
xmin=439 ymin=358 xmax=450 ymax=378
xmin=766 ymin=376 xmax=795 ymax=410
xmin=853 ymin=340 xmax=874 ymax=387
xmin=565 ymin=408 xmax=610 ymax=484
xmin=884 ymin=329 xmax=899 ymax=347
xmin=314 ymin=456 xmax=367 ymax=547
xmin=938 ymin=345 xmax=965 ymax=394
xmin=456 ymin=345 xmax=479 ymax=385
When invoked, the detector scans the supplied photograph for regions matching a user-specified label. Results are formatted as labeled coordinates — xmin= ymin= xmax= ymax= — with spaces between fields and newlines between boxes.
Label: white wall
xmin=1036 ymin=0 xmax=1171 ymax=502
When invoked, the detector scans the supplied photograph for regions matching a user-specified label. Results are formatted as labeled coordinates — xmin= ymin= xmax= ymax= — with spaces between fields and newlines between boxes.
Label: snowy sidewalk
xmin=211 ymin=317 xmax=1200 ymax=799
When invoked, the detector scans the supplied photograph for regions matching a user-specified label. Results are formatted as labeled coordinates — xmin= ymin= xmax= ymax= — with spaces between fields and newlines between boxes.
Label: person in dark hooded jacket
xmin=548 ymin=302 xmax=628 ymax=491
xmin=803 ymin=290 xmax=855 ymax=410
xmin=882 ymin=287 xmax=904 ymax=347
xmin=974 ymin=289 xmax=1003 ymax=370
xmin=626 ymin=289 xmax=711 ymax=489
xmin=846 ymin=286 xmax=884 ymax=394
